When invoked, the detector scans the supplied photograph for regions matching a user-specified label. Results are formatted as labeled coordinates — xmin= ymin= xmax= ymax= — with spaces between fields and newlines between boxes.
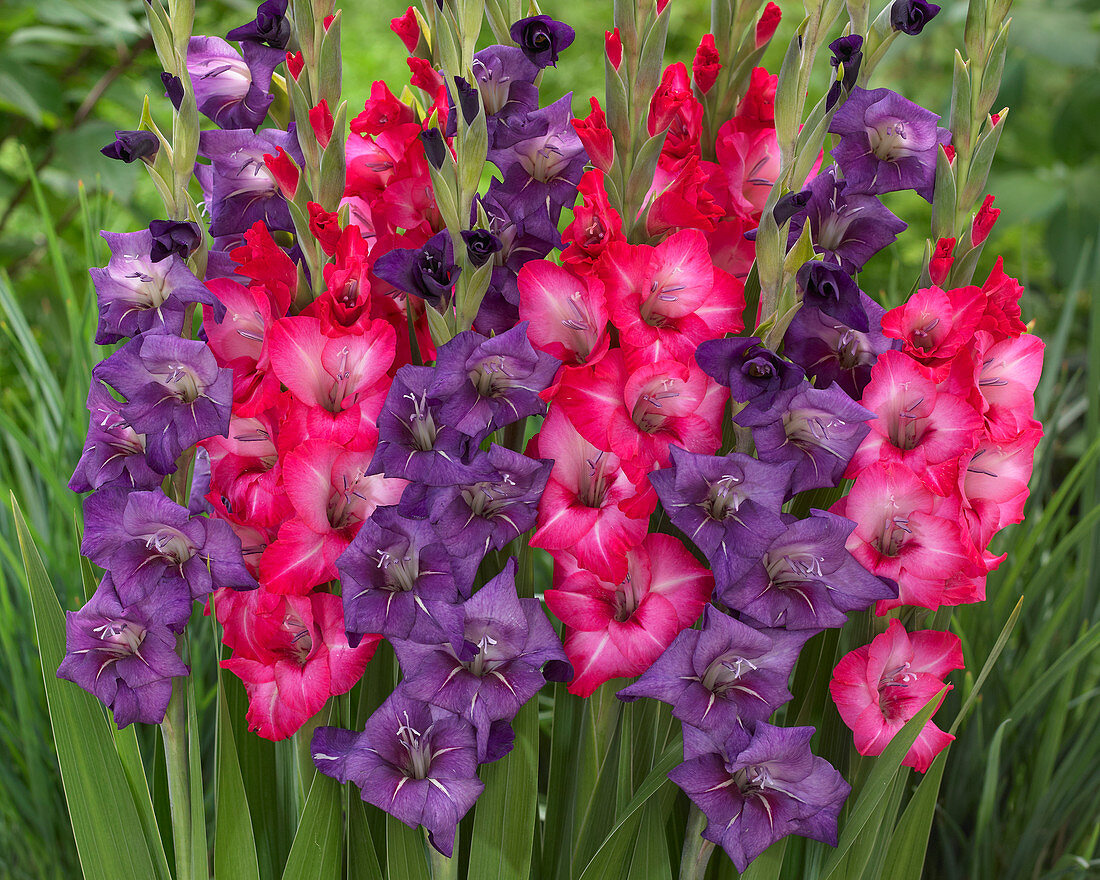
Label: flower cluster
xmin=63 ymin=221 xmax=254 ymax=725
xmin=829 ymin=252 xmax=1042 ymax=771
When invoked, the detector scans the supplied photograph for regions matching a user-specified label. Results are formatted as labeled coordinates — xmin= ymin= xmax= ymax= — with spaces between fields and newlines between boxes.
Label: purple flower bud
xmin=695 ymin=336 xmax=804 ymax=410
xmin=101 ymin=130 xmax=160 ymax=163
xmin=419 ymin=128 xmax=447 ymax=169
xmin=149 ymin=220 xmax=202 ymax=263
xmin=312 ymin=689 xmax=484 ymax=857
xmin=227 ymin=0 xmax=291 ymax=49
xmin=57 ymin=573 xmax=190 ymax=728
xmin=795 ymin=260 xmax=869 ymax=332
xmin=460 ymin=229 xmax=503 ymax=268
xmin=773 ymin=189 xmax=811 ymax=226
xmin=161 ymin=73 xmax=185 ymax=110
xmin=826 ymin=35 xmax=863 ymax=110
xmin=891 ymin=0 xmax=941 ymax=35
xmin=509 ymin=15 xmax=576 ymax=69
xmin=373 ymin=231 xmax=461 ymax=310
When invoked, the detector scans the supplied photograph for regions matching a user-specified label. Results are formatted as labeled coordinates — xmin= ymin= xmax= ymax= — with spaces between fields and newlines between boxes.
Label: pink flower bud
xmin=605 ymin=28 xmax=622 ymax=70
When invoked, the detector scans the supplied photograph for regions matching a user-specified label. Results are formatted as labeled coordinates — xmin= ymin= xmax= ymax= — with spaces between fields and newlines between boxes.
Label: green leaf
xmin=214 ymin=675 xmax=260 ymax=880
xmin=881 ymin=745 xmax=950 ymax=880
xmin=15 ymin=494 xmax=164 ymax=880
xmin=467 ymin=697 xmax=538 ymax=880
xmin=818 ymin=687 xmax=950 ymax=880
xmin=347 ymin=796 xmax=384 ymax=880
xmin=739 ymin=838 xmax=787 ymax=880
xmin=575 ymin=735 xmax=683 ymax=880
xmin=386 ymin=815 xmax=430 ymax=880
xmin=281 ymin=762 xmax=343 ymax=880
xmin=186 ymin=683 xmax=207 ymax=880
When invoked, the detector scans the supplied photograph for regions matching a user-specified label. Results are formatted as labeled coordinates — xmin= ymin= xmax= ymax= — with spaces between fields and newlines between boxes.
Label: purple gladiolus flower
xmin=70 ymin=383 xmax=167 ymax=493
xmin=469 ymin=46 xmax=540 ymax=144
xmin=618 ymin=606 xmax=811 ymax=732
xmin=510 ymin=15 xmax=576 ymax=69
xmin=695 ymin=337 xmax=804 ymax=411
xmin=670 ymin=722 xmax=849 ymax=872
xmin=81 ymin=487 xmax=257 ymax=624
xmin=460 ymin=229 xmax=503 ymax=268
xmin=891 ymin=0 xmax=941 ymax=35
xmin=479 ymin=185 xmax=561 ymax=272
xmin=197 ymin=127 xmax=302 ymax=237
xmin=58 ymin=573 xmax=190 ymax=728
xmin=390 ymin=560 xmax=571 ymax=762
xmin=90 ymin=230 xmax=215 ymax=344
xmin=718 ymin=510 xmax=898 ymax=628
xmin=735 ymin=382 xmax=873 ymax=496
xmin=337 ymin=507 xmax=465 ymax=649
xmin=149 ymin=220 xmax=202 ymax=263
xmin=187 ymin=36 xmax=282 ymax=131
xmin=783 ymin=293 xmax=896 ymax=399
xmin=101 ymin=130 xmax=159 ymax=163
xmin=490 ymin=94 xmax=587 ymax=222
xmin=790 ymin=169 xmax=907 ymax=274
xmin=373 ymin=231 xmax=461 ymax=310
xmin=429 ymin=323 xmax=559 ymax=439
xmin=92 ymin=335 xmax=232 ymax=473
xmin=369 ymin=365 xmax=491 ymax=487
xmin=829 ymin=88 xmax=951 ymax=202
xmin=227 ymin=0 xmax=292 ymax=49
xmin=649 ymin=446 xmax=794 ymax=590
xmin=795 ymin=260 xmax=869 ymax=332
xmin=312 ymin=689 xmax=484 ymax=857
xmin=424 ymin=445 xmax=552 ymax=570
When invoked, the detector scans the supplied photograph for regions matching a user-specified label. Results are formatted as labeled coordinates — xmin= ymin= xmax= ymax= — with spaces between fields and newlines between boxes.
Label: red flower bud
xmin=755 ymin=3 xmax=782 ymax=48
xmin=323 ymin=14 xmax=335 ymax=30
xmin=309 ymin=99 xmax=334 ymax=148
xmin=605 ymin=28 xmax=622 ymax=70
xmin=942 ymin=144 xmax=955 ymax=163
xmin=285 ymin=51 xmax=304 ymax=80
xmin=308 ymin=202 xmax=342 ymax=255
xmin=990 ymin=112 xmax=1002 ymax=126
xmin=657 ymin=0 xmax=671 ymax=11
xmin=390 ymin=7 xmax=420 ymax=54
xmin=692 ymin=34 xmax=721 ymax=95
xmin=263 ymin=147 xmax=299 ymax=199
xmin=571 ymin=97 xmax=615 ymax=172
xmin=971 ymin=194 xmax=1000 ymax=248
xmin=929 ymin=236 xmax=955 ymax=286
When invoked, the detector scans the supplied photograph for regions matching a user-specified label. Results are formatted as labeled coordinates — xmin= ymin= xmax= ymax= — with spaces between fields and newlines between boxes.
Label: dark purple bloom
xmin=891 ymin=0 xmax=941 ymax=35
xmin=718 ymin=510 xmax=897 ymax=628
xmin=773 ymin=189 xmax=811 ymax=226
xmin=829 ymin=88 xmax=951 ymax=202
xmin=669 ymin=722 xmax=849 ymax=872
xmin=92 ymin=335 xmax=232 ymax=473
xmin=81 ymin=487 xmax=256 ymax=622
xmin=70 ymin=382 xmax=167 ymax=492
xmin=187 ymin=36 xmax=282 ymax=131
xmin=149 ymin=220 xmax=202 ymax=263
xmin=826 ymin=35 xmax=863 ymax=110
xmin=337 ymin=507 xmax=464 ymax=649
xmin=390 ymin=560 xmax=570 ymax=761
xmin=446 ymin=76 xmax=482 ymax=132
xmin=372 ymin=231 xmax=461 ymax=310
xmin=618 ymin=606 xmax=811 ymax=731
xmin=369 ymin=365 xmax=490 ymax=487
xmin=425 ymin=445 xmax=552 ymax=576
xmin=429 ymin=323 xmax=559 ymax=438
xmin=227 ymin=0 xmax=291 ymax=49
xmin=649 ymin=446 xmax=793 ymax=590
xmin=57 ymin=573 xmax=190 ymax=728
xmin=472 ymin=270 xmax=521 ymax=336
xmin=161 ymin=73 xmax=184 ymax=111
xmin=490 ymin=95 xmax=587 ymax=223
xmin=461 ymin=229 xmax=503 ymax=268
xmin=510 ymin=15 xmax=576 ymax=69
xmin=420 ymin=128 xmax=447 ymax=169
xmin=197 ymin=127 xmax=302 ymax=237
xmin=735 ymin=382 xmax=873 ymax=496
xmin=783 ymin=292 xmax=897 ymax=399
xmin=796 ymin=260 xmax=869 ymax=332
xmin=312 ymin=690 xmax=483 ymax=857
xmin=695 ymin=337 xmax=804 ymax=410
xmin=789 ymin=169 xmax=907 ymax=274
xmin=90 ymin=230 xmax=215 ymax=344
xmin=101 ymin=130 xmax=159 ymax=163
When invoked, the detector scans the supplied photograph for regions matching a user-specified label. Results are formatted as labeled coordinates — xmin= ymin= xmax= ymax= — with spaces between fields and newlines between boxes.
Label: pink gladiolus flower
xmin=880 ymin=284 xmax=985 ymax=373
xmin=518 ymin=260 xmax=609 ymax=367
xmin=545 ymin=534 xmax=711 ymax=696
xmin=830 ymin=619 xmax=963 ymax=772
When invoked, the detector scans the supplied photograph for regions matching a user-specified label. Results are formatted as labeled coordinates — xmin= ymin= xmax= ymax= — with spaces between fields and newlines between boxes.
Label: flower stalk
xmin=160 ymin=647 xmax=193 ymax=880
xmin=678 ymin=804 xmax=716 ymax=880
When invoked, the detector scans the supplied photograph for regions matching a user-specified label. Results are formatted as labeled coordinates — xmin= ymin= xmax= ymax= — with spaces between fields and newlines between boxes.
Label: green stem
xmin=429 ymin=833 xmax=459 ymax=880
xmin=294 ymin=709 xmax=327 ymax=809
xmin=161 ymin=672 xmax=192 ymax=880
xmin=678 ymin=805 xmax=716 ymax=880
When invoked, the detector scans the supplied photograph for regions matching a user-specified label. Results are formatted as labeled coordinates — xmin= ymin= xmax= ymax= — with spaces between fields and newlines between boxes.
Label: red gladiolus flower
xmin=755 ymin=3 xmax=783 ymax=48
xmin=830 ymin=619 xmax=962 ymax=772
xmin=571 ymin=97 xmax=614 ymax=173
xmin=692 ymin=35 xmax=721 ymax=95
xmin=390 ymin=7 xmax=420 ymax=54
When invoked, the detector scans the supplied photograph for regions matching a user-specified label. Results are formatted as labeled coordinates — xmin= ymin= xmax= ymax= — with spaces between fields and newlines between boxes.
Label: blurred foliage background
xmin=1 ymin=0 xmax=1098 ymax=878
